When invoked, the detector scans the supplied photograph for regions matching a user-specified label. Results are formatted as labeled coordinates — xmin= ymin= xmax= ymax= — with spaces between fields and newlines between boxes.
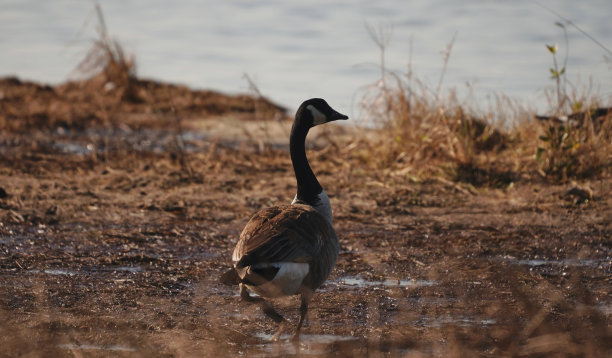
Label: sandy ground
xmin=0 ymin=77 xmax=610 ymax=357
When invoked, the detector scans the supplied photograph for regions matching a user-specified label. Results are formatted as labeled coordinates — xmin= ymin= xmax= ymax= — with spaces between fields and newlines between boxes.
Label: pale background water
xmin=1 ymin=0 xmax=611 ymax=116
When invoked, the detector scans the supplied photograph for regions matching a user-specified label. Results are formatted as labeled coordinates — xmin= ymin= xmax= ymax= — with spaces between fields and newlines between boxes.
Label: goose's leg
xmin=291 ymin=289 xmax=313 ymax=342
xmin=240 ymin=284 xmax=286 ymax=341
xmin=240 ymin=283 xmax=263 ymax=303
xmin=261 ymin=300 xmax=285 ymax=323
xmin=262 ymin=300 xmax=286 ymax=341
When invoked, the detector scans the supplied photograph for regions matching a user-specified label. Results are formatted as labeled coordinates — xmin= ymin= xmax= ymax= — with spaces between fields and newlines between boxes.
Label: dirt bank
xmin=0 ymin=77 xmax=610 ymax=357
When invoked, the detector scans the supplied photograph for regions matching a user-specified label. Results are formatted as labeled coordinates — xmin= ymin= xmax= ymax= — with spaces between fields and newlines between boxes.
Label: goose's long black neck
xmin=290 ymin=119 xmax=322 ymax=206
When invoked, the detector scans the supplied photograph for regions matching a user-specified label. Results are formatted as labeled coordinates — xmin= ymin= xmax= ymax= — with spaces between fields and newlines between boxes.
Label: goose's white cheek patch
xmin=307 ymin=105 xmax=327 ymax=125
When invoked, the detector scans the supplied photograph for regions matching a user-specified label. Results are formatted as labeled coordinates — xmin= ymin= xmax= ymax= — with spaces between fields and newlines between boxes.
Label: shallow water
xmin=498 ymin=255 xmax=612 ymax=269
xmin=517 ymin=258 xmax=611 ymax=268
xmin=1 ymin=0 xmax=611 ymax=113
xmin=17 ymin=127 xmax=285 ymax=156
xmin=338 ymin=276 xmax=436 ymax=288
xmin=416 ymin=315 xmax=497 ymax=328
xmin=57 ymin=343 xmax=136 ymax=352
xmin=47 ymin=127 xmax=211 ymax=155
xmin=251 ymin=333 xmax=358 ymax=357
xmin=29 ymin=265 xmax=144 ymax=276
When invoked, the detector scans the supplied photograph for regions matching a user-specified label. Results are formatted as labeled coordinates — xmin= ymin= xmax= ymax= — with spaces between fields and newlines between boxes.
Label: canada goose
xmin=220 ymin=98 xmax=347 ymax=341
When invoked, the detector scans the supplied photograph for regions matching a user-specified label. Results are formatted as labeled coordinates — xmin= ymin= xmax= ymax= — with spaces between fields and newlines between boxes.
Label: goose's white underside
xmin=244 ymin=262 xmax=309 ymax=298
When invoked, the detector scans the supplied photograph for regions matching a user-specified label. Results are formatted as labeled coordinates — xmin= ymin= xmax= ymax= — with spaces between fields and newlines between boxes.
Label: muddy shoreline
xmin=1 ymin=76 xmax=610 ymax=356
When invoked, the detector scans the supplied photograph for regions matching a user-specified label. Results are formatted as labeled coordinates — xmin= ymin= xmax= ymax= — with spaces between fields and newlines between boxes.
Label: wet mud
xmin=1 ymin=77 xmax=611 ymax=357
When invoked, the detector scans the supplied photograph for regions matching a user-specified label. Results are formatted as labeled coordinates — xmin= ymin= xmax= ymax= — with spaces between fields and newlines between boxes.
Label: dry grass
xmin=72 ymin=3 xmax=138 ymax=103
xmin=352 ymin=64 xmax=611 ymax=186
xmin=535 ymin=108 xmax=612 ymax=181
xmin=347 ymin=22 xmax=612 ymax=186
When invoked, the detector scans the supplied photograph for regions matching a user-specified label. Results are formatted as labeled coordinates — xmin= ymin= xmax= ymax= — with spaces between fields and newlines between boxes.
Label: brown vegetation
xmin=1 ymin=69 xmax=611 ymax=356
xmin=0 ymin=14 xmax=610 ymax=355
xmin=352 ymin=72 xmax=611 ymax=187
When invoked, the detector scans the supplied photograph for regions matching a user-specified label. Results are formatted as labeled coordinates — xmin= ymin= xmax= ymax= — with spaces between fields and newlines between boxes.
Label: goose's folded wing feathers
xmin=233 ymin=204 xmax=333 ymax=268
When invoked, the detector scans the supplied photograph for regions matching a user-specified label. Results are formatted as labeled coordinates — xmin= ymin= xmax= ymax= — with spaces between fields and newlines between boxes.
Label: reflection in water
xmin=252 ymin=333 xmax=358 ymax=357
xmin=516 ymin=258 xmax=611 ymax=268
xmin=31 ymin=265 xmax=144 ymax=276
xmin=42 ymin=269 xmax=77 ymax=276
xmin=339 ymin=276 xmax=436 ymax=288
xmin=416 ymin=315 xmax=497 ymax=328
xmin=498 ymin=255 xmax=611 ymax=268
xmin=58 ymin=343 xmax=136 ymax=352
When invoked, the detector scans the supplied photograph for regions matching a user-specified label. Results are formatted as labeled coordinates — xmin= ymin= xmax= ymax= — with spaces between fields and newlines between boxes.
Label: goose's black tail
xmin=219 ymin=268 xmax=240 ymax=286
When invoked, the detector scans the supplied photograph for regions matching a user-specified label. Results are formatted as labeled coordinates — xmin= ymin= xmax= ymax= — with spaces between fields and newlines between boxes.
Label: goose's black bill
xmin=331 ymin=111 xmax=348 ymax=121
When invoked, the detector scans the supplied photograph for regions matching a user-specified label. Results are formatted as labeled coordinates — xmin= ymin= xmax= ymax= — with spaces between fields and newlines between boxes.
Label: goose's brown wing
xmin=232 ymin=204 xmax=333 ymax=268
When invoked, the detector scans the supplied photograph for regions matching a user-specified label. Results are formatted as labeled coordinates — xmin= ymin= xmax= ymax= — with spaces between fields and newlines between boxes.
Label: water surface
xmin=1 ymin=0 xmax=611 ymax=115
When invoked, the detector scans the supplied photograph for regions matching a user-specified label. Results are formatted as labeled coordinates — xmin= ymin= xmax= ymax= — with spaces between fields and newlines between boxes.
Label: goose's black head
xmin=295 ymin=98 xmax=348 ymax=128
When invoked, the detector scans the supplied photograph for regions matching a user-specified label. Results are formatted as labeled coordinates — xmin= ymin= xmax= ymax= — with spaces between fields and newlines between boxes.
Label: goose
xmin=220 ymin=98 xmax=347 ymax=341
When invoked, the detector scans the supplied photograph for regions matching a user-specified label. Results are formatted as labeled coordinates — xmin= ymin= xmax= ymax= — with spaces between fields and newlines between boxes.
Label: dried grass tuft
xmin=353 ymin=32 xmax=611 ymax=185
xmin=72 ymin=3 xmax=139 ymax=103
